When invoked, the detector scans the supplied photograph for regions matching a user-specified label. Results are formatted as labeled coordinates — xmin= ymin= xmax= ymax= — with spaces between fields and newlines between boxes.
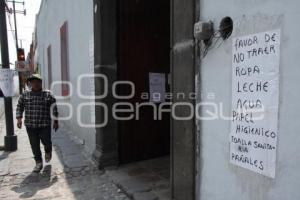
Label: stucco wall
xmin=198 ymin=1 xmax=300 ymax=200
xmin=36 ymin=0 xmax=95 ymax=155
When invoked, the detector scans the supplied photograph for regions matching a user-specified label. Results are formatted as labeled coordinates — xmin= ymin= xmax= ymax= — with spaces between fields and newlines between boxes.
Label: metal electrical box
xmin=194 ymin=21 xmax=214 ymax=40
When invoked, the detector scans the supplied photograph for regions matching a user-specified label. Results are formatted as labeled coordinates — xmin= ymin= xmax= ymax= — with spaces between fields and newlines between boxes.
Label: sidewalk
xmin=0 ymin=99 xmax=170 ymax=200
xmin=0 ymin=100 xmax=130 ymax=200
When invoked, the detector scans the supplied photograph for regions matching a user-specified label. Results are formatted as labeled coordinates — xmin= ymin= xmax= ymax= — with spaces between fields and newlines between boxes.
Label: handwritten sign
xmin=0 ymin=69 xmax=15 ymax=97
xmin=230 ymin=30 xmax=280 ymax=178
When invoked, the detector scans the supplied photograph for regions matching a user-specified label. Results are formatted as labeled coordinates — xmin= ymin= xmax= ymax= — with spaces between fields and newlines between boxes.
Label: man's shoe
xmin=33 ymin=162 xmax=43 ymax=173
xmin=45 ymin=152 xmax=52 ymax=163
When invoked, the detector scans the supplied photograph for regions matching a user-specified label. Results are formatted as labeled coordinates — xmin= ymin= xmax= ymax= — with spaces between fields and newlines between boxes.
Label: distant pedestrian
xmin=16 ymin=74 xmax=59 ymax=173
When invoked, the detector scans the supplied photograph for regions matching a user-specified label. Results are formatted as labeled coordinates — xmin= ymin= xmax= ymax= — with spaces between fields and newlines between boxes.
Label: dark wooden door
xmin=118 ymin=0 xmax=170 ymax=163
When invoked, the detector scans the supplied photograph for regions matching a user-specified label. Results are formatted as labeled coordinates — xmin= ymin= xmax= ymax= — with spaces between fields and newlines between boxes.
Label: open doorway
xmin=93 ymin=0 xmax=196 ymax=198
xmin=118 ymin=0 xmax=170 ymax=164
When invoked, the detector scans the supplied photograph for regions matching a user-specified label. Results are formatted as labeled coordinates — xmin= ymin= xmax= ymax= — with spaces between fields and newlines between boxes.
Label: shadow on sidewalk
xmin=10 ymin=165 xmax=58 ymax=199
xmin=0 ymin=151 xmax=11 ymax=161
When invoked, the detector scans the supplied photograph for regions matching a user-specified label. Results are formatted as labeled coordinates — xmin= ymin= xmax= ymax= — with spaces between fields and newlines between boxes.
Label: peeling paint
xmin=233 ymin=13 xmax=284 ymax=37
xmin=173 ymin=39 xmax=195 ymax=53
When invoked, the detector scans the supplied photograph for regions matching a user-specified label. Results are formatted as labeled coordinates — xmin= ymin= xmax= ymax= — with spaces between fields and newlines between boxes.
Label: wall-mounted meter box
xmin=194 ymin=21 xmax=214 ymax=40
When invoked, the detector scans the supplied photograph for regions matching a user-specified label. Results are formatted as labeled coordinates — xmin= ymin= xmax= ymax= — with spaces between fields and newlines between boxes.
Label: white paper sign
xmin=149 ymin=73 xmax=165 ymax=103
xmin=0 ymin=69 xmax=15 ymax=97
xmin=15 ymin=61 xmax=29 ymax=72
xmin=230 ymin=30 xmax=280 ymax=178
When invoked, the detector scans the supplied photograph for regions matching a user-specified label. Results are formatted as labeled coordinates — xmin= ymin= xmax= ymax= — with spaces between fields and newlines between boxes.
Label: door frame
xmin=93 ymin=0 xmax=198 ymax=199
xmin=170 ymin=0 xmax=198 ymax=199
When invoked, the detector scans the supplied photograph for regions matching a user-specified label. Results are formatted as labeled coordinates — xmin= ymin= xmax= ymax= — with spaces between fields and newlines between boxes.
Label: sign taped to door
xmin=149 ymin=72 xmax=166 ymax=103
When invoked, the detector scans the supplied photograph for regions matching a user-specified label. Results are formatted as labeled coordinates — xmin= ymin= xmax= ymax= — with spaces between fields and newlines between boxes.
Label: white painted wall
xmin=36 ymin=0 xmax=95 ymax=155
xmin=198 ymin=1 xmax=300 ymax=200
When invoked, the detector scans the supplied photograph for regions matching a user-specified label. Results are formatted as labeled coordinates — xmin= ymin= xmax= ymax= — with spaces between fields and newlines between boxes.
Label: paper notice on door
xmin=149 ymin=73 xmax=165 ymax=103
xmin=0 ymin=69 xmax=15 ymax=97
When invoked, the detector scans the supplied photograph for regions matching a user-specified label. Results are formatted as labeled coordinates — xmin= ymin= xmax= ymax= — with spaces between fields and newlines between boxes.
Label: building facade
xmin=35 ymin=0 xmax=300 ymax=199
xmin=197 ymin=1 xmax=300 ymax=200
xmin=36 ymin=0 xmax=96 ymax=155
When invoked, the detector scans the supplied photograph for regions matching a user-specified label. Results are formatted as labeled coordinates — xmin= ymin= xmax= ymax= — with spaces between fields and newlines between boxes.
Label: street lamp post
xmin=0 ymin=0 xmax=18 ymax=151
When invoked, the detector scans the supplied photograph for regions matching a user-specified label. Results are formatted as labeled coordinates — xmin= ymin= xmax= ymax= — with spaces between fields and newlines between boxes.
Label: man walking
xmin=16 ymin=74 xmax=59 ymax=172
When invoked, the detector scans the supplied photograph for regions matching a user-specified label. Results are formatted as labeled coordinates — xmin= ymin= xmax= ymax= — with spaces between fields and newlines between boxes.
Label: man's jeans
xmin=26 ymin=127 xmax=52 ymax=162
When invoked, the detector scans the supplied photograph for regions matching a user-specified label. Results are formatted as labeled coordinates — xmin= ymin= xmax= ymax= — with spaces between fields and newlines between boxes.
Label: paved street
xmin=0 ymin=99 xmax=130 ymax=200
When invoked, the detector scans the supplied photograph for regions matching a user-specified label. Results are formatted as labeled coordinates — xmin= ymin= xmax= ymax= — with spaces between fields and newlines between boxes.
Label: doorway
xmin=118 ymin=0 xmax=170 ymax=164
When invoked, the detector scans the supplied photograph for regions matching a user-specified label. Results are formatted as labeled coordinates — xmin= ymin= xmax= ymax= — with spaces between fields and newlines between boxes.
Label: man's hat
xmin=27 ymin=74 xmax=43 ymax=82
